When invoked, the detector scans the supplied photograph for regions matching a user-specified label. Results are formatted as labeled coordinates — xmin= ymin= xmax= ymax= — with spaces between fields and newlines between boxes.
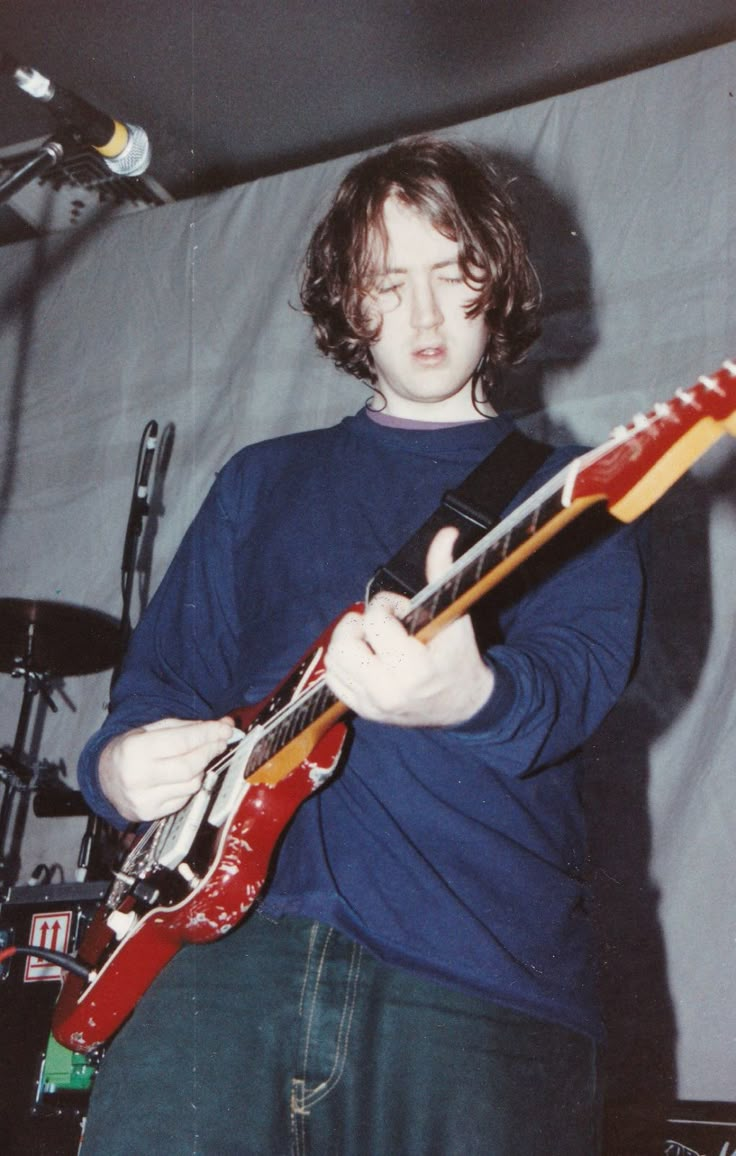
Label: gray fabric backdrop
xmin=1 ymin=42 xmax=734 ymax=1100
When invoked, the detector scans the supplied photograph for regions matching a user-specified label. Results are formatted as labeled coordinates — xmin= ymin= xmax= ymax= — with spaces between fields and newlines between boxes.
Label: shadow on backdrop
xmin=487 ymin=150 xmax=721 ymax=1154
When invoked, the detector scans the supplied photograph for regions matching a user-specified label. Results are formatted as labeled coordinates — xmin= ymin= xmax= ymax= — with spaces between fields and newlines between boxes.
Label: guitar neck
xmin=242 ymin=358 xmax=736 ymax=782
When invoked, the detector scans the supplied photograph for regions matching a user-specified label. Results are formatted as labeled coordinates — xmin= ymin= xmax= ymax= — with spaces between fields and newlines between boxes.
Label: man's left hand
xmin=324 ymin=526 xmax=494 ymax=727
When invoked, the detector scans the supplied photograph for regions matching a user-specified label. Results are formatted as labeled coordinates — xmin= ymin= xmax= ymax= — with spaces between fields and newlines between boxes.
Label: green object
xmin=41 ymin=1032 xmax=96 ymax=1093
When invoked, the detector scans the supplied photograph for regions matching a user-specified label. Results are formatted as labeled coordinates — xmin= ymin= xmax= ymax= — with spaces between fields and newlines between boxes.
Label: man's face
xmin=363 ymin=197 xmax=490 ymax=420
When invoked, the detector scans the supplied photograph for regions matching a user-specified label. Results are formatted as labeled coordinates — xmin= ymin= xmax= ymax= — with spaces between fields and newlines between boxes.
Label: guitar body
xmin=53 ymin=717 xmax=347 ymax=1052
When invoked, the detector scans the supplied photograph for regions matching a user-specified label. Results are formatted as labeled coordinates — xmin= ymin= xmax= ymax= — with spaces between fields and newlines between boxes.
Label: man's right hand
xmin=98 ymin=717 xmax=236 ymax=822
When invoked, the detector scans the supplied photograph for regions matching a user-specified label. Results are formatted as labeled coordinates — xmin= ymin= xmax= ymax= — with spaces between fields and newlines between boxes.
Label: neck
xmin=366 ymin=409 xmax=488 ymax=430
xmin=366 ymin=395 xmax=497 ymax=423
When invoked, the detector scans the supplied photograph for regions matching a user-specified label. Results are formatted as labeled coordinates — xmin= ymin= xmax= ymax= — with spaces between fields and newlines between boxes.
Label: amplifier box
xmin=0 ymin=882 xmax=107 ymax=1156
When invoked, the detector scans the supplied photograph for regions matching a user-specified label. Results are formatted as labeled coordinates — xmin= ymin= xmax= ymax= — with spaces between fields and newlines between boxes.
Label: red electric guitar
xmin=53 ymin=360 xmax=736 ymax=1053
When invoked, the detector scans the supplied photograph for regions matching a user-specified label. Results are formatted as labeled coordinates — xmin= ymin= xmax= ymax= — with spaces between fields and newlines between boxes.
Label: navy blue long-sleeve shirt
xmin=78 ymin=408 xmax=647 ymax=1040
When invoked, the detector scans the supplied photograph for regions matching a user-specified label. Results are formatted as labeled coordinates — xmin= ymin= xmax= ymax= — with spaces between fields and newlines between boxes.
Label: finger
xmin=425 ymin=525 xmax=460 ymax=584
xmin=329 ymin=600 xmax=411 ymax=669
xmin=326 ymin=612 xmax=374 ymax=672
xmin=115 ymin=726 xmax=231 ymax=794
xmin=328 ymin=609 xmax=367 ymax=650
xmin=325 ymin=611 xmax=389 ymax=704
xmin=141 ymin=717 xmax=234 ymax=740
xmin=161 ymin=738 xmax=232 ymax=782
xmin=361 ymin=595 xmax=414 ymax=658
xmin=135 ymin=783 xmax=203 ymax=821
xmin=141 ymin=717 xmax=201 ymax=733
xmin=322 ymin=665 xmax=362 ymax=714
xmin=367 ymin=590 xmax=409 ymax=617
xmin=140 ymin=717 xmax=234 ymax=757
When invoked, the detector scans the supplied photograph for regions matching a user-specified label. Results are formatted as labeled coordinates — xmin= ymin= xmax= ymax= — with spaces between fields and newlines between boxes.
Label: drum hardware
xmin=0 ymin=418 xmax=168 ymax=886
xmin=27 ymin=862 xmax=64 ymax=886
xmin=0 ymin=598 xmax=122 ymax=678
xmin=33 ymin=760 xmax=91 ymax=819
xmin=0 ymin=598 xmax=122 ymax=888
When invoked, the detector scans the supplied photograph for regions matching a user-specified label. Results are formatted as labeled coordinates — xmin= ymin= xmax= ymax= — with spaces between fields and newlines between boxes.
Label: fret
xmin=505 ymin=519 xmax=530 ymax=554
xmin=290 ymin=697 xmax=315 ymax=735
xmin=311 ymin=681 xmax=338 ymax=717
xmin=426 ymin=587 xmax=446 ymax=620
xmin=445 ymin=569 xmax=463 ymax=603
xmin=499 ymin=529 xmax=514 ymax=559
xmin=265 ymin=717 xmax=294 ymax=760
xmin=279 ymin=702 xmax=304 ymax=744
xmin=246 ymin=734 xmax=272 ymax=774
xmin=472 ymin=550 xmax=488 ymax=582
xmin=403 ymin=603 xmax=433 ymax=636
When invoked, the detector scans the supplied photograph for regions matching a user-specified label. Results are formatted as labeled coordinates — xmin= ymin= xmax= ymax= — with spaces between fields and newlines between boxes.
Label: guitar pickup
xmin=207 ymin=724 xmax=264 ymax=829
xmin=155 ymin=768 xmax=220 ymax=870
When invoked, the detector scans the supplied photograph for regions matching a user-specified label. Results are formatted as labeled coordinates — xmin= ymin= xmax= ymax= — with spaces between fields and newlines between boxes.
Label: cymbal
xmin=0 ymin=599 xmax=122 ymax=676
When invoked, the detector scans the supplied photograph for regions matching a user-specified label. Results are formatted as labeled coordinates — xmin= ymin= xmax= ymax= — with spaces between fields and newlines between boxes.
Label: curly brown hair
xmin=300 ymin=135 xmax=541 ymax=402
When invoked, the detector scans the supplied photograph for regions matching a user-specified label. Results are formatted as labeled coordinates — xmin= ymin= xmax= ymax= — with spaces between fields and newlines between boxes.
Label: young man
xmin=78 ymin=137 xmax=646 ymax=1154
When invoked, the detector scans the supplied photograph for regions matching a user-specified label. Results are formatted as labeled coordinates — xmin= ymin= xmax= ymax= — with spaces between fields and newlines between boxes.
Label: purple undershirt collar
xmin=365 ymin=407 xmax=487 ymax=432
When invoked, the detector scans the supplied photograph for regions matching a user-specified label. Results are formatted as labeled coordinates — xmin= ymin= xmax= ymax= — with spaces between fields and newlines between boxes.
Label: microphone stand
xmin=75 ymin=421 xmax=158 ymax=882
xmin=73 ymin=420 xmax=156 ymax=883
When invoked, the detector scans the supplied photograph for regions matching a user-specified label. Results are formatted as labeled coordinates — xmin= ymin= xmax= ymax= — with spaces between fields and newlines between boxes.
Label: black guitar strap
xmin=368 ymin=429 xmax=554 ymax=599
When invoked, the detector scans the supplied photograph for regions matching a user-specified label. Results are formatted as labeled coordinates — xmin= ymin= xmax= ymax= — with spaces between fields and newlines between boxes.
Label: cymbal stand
xmin=0 ymin=619 xmax=57 ymax=889
xmin=0 ymin=136 xmax=65 ymax=207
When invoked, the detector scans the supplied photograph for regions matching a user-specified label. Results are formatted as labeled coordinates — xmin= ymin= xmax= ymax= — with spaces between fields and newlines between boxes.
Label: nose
xmin=409 ymin=276 xmax=443 ymax=331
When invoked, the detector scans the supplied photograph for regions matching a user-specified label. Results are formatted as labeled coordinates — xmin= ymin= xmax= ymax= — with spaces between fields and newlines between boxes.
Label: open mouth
xmin=412 ymin=344 xmax=446 ymax=364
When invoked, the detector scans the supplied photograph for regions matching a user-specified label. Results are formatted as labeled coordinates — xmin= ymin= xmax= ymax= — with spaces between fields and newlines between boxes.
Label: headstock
xmin=567 ymin=360 xmax=736 ymax=522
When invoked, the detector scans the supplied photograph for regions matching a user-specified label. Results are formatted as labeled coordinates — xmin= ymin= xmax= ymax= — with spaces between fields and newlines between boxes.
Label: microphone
xmin=121 ymin=419 xmax=159 ymax=578
xmin=117 ymin=418 xmax=159 ymax=662
xmin=1 ymin=50 xmax=150 ymax=176
xmin=137 ymin=421 xmax=159 ymax=507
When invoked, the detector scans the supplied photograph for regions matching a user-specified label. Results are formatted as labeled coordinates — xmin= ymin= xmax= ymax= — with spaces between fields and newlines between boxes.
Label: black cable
xmin=2 ymin=943 xmax=91 ymax=980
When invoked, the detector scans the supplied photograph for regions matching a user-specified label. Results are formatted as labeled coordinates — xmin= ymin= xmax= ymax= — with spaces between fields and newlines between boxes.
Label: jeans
xmin=81 ymin=911 xmax=601 ymax=1155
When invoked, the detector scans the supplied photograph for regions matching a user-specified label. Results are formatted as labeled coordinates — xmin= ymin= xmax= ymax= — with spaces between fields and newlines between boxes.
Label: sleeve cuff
xmin=78 ymin=730 xmax=132 ymax=831
xmin=451 ymin=656 xmax=518 ymax=738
